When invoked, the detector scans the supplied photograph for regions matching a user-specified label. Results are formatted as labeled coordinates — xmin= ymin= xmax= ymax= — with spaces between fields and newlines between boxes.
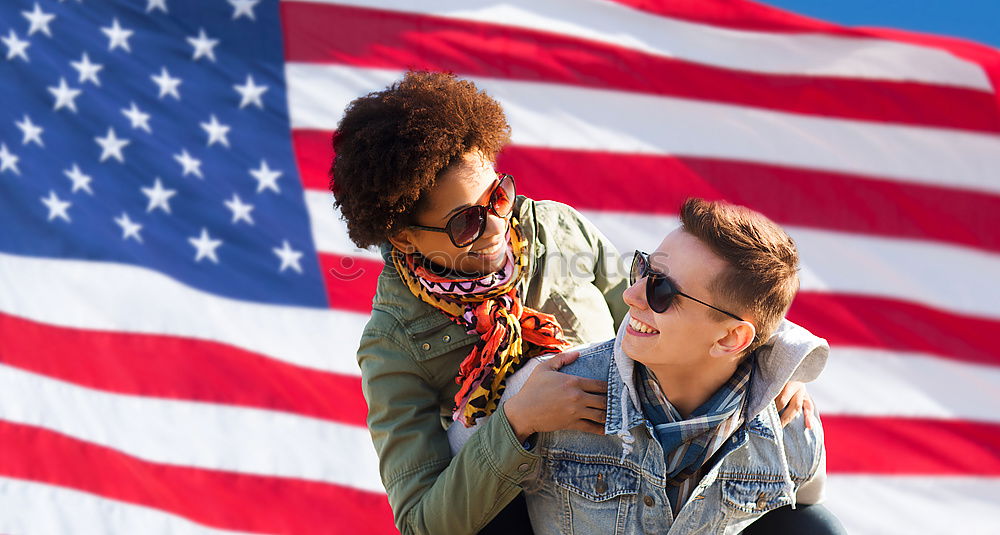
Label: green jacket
xmin=357 ymin=196 xmax=629 ymax=535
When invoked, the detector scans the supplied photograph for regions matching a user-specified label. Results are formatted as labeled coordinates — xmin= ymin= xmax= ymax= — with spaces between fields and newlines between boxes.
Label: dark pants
xmin=477 ymin=492 xmax=533 ymax=535
xmin=744 ymin=503 xmax=848 ymax=534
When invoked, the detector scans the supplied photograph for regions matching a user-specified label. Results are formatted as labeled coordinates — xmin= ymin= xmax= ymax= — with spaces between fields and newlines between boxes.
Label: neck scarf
xmin=391 ymin=218 xmax=571 ymax=427
xmin=637 ymin=354 xmax=754 ymax=510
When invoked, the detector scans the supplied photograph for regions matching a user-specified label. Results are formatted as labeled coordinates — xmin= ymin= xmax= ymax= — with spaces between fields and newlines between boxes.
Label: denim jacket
xmin=522 ymin=315 xmax=829 ymax=535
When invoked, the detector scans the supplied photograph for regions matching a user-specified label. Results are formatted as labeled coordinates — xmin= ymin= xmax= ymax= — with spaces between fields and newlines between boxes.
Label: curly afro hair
xmin=330 ymin=71 xmax=512 ymax=249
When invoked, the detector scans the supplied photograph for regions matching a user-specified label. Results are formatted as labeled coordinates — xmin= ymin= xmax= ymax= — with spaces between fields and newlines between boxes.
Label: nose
xmin=479 ymin=211 xmax=508 ymax=242
xmin=622 ymin=278 xmax=648 ymax=310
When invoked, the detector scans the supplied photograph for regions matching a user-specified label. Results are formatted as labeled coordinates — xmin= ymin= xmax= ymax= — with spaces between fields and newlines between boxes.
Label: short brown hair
xmin=680 ymin=198 xmax=799 ymax=353
xmin=330 ymin=71 xmax=511 ymax=248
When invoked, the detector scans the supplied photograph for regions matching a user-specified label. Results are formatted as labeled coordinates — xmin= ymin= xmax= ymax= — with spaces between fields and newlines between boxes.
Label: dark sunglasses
xmin=409 ymin=173 xmax=516 ymax=248
xmin=630 ymin=250 xmax=744 ymax=321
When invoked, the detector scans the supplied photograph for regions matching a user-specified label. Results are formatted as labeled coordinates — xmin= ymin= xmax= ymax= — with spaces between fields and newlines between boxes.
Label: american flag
xmin=1 ymin=0 xmax=998 ymax=534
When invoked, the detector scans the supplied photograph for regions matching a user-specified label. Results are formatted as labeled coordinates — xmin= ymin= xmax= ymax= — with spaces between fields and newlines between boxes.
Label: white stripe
xmin=305 ymin=190 xmax=382 ymax=260
xmin=303 ymin=197 xmax=1000 ymax=320
xmin=287 ymin=65 xmax=1000 ymax=194
xmin=0 ymin=252 xmax=367 ymax=376
xmin=0 ymin=365 xmax=384 ymax=493
xmin=290 ymin=0 xmax=992 ymax=91
xmin=824 ymin=475 xmax=1000 ymax=535
xmin=0 ymin=477 xmax=259 ymax=535
xmin=815 ymin=348 xmax=1000 ymax=423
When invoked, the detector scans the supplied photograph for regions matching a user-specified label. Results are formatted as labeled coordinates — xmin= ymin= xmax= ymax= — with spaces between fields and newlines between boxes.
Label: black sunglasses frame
xmin=409 ymin=173 xmax=516 ymax=248
xmin=630 ymin=250 xmax=745 ymax=322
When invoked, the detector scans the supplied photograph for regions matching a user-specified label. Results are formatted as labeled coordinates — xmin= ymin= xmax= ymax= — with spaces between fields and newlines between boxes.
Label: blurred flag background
xmin=1 ymin=1 xmax=998 ymax=534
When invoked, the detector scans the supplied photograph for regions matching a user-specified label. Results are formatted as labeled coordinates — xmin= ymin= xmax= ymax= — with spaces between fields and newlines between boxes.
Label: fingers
xmin=779 ymin=407 xmax=800 ymax=427
xmin=579 ymin=392 xmax=608 ymax=411
xmin=573 ymin=420 xmax=607 ymax=435
xmin=543 ymin=350 xmax=581 ymax=371
xmin=576 ymin=377 xmax=609 ymax=394
xmin=774 ymin=383 xmax=797 ymax=414
xmin=803 ymin=396 xmax=816 ymax=430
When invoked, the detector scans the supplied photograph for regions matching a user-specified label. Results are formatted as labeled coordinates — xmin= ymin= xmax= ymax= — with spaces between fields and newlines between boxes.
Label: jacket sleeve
xmin=358 ymin=319 xmax=542 ymax=535
xmin=794 ymin=410 xmax=827 ymax=505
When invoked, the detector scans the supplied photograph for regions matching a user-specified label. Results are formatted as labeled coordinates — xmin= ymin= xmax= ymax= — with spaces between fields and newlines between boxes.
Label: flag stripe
xmin=281 ymin=2 xmax=1000 ymax=133
xmin=319 ymin=253 xmax=384 ymax=313
xmin=0 ymin=312 xmax=368 ymax=428
xmin=287 ymin=64 xmax=1000 ymax=195
xmin=823 ymin=475 xmax=1000 ymax=535
xmin=0 ymin=252 xmax=367 ymax=377
xmin=0 ymin=421 xmax=396 ymax=535
xmin=286 ymin=0 xmax=993 ymax=90
xmin=305 ymin=200 xmax=1000 ymax=324
xmin=296 ymin=130 xmax=1000 ymax=254
xmin=823 ymin=416 xmax=1000 ymax=476
xmin=815 ymin=348 xmax=1000 ymax=423
xmin=788 ymin=293 xmax=999 ymax=369
xmin=0 ymin=477 xmax=258 ymax=535
xmin=0 ymin=365 xmax=383 ymax=492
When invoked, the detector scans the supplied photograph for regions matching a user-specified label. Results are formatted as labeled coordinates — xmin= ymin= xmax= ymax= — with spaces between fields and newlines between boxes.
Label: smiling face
xmin=622 ymin=228 xmax=747 ymax=368
xmin=389 ymin=150 xmax=512 ymax=274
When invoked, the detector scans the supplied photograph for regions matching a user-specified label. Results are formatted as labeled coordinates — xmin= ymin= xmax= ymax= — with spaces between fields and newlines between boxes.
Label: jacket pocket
xmin=550 ymin=456 xmax=639 ymax=502
xmin=720 ymin=478 xmax=792 ymax=515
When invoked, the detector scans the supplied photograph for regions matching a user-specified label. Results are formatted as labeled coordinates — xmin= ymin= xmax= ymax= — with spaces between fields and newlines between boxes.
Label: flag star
xmin=141 ymin=178 xmax=176 ymax=213
xmin=146 ymin=0 xmax=168 ymax=13
xmin=95 ymin=127 xmax=130 ymax=163
xmin=114 ymin=212 xmax=143 ymax=242
xmin=250 ymin=159 xmax=281 ymax=193
xmin=101 ymin=18 xmax=134 ymax=52
xmin=223 ymin=193 xmax=255 ymax=224
xmin=71 ymin=52 xmax=103 ymax=86
xmin=229 ymin=0 xmax=260 ymax=20
xmin=234 ymin=74 xmax=268 ymax=109
xmin=121 ymin=102 xmax=152 ymax=133
xmin=151 ymin=67 xmax=181 ymax=99
xmin=2 ymin=30 xmax=30 ymax=62
xmin=186 ymin=28 xmax=219 ymax=62
xmin=41 ymin=190 xmax=71 ymax=222
xmin=200 ymin=115 xmax=231 ymax=147
xmin=189 ymin=228 xmax=222 ymax=263
xmin=173 ymin=149 xmax=203 ymax=178
xmin=48 ymin=77 xmax=82 ymax=113
xmin=0 ymin=143 xmax=20 ymax=175
xmin=15 ymin=115 xmax=44 ymax=147
xmin=22 ymin=3 xmax=56 ymax=37
xmin=273 ymin=240 xmax=304 ymax=274
xmin=64 ymin=164 xmax=93 ymax=194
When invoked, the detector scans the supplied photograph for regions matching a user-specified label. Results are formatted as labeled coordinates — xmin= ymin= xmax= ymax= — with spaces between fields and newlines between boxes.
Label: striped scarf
xmin=391 ymin=218 xmax=571 ymax=427
xmin=637 ymin=354 xmax=754 ymax=510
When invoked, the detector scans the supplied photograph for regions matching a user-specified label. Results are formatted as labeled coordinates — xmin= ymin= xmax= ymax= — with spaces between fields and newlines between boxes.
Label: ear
xmin=710 ymin=321 xmax=756 ymax=358
xmin=388 ymin=228 xmax=419 ymax=254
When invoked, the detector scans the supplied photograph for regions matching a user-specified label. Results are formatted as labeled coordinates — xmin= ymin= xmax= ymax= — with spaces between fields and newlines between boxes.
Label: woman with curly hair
xmin=331 ymin=71 xmax=818 ymax=535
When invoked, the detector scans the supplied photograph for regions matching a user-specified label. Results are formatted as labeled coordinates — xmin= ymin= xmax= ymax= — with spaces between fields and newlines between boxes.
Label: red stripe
xmin=824 ymin=416 xmax=1000 ymax=476
xmin=605 ymin=0 xmax=873 ymax=34
xmin=298 ymin=130 xmax=1000 ymax=255
xmin=319 ymin=253 xmax=384 ymax=314
xmin=0 ymin=420 xmax=396 ymax=534
xmin=280 ymin=1 xmax=1000 ymax=133
xmin=787 ymin=292 xmax=999 ymax=368
xmin=0 ymin=313 xmax=368 ymax=428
